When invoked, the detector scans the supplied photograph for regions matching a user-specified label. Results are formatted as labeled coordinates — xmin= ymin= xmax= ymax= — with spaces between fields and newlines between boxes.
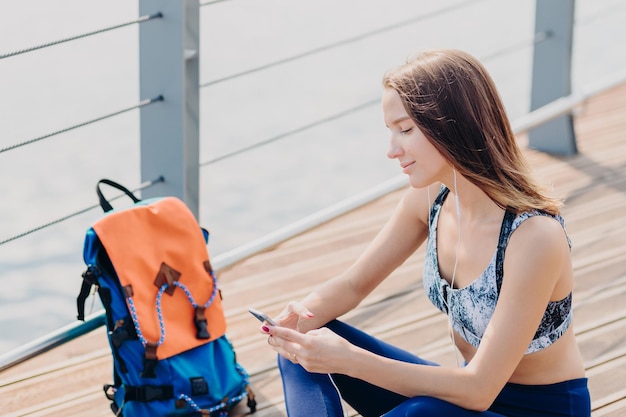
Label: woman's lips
xmin=401 ymin=161 xmax=415 ymax=173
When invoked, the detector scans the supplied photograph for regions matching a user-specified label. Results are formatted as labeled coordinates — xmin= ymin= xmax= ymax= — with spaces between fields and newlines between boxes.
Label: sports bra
xmin=422 ymin=187 xmax=572 ymax=354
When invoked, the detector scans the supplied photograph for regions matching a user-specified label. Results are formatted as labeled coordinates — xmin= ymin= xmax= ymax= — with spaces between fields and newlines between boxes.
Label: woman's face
xmin=382 ymin=87 xmax=449 ymax=188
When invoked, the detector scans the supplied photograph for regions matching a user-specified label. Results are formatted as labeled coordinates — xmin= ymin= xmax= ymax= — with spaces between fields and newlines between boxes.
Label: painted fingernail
xmin=261 ymin=326 xmax=270 ymax=333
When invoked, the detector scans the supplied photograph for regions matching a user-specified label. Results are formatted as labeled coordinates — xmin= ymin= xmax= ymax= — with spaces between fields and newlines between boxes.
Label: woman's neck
xmin=442 ymin=175 xmax=503 ymax=224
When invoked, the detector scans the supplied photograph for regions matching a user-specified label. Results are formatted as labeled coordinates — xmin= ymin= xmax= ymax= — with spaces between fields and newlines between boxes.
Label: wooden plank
xmin=592 ymin=395 xmax=626 ymax=417
xmin=1 ymin=82 xmax=626 ymax=416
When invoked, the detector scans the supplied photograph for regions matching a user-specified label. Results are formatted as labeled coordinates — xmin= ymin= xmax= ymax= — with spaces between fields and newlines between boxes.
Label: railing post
xmin=138 ymin=0 xmax=200 ymax=218
xmin=528 ymin=0 xmax=577 ymax=155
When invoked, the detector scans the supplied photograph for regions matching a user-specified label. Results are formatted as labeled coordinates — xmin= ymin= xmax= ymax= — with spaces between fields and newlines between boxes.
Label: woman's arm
xmin=285 ymin=185 xmax=435 ymax=331
xmin=269 ymin=214 xmax=571 ymax=411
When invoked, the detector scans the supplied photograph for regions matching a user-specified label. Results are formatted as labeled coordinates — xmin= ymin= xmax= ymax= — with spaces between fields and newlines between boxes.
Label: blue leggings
xmin=277 ymin=320 xmax=591 ymax=417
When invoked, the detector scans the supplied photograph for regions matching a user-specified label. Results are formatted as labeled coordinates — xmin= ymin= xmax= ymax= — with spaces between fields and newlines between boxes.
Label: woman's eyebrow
xmin=386 ymin=115 xmax=412 ymax=128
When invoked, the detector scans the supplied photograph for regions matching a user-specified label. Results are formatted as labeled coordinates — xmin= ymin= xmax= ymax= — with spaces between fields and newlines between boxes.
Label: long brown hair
xmin=382 ymin=49 xmax=562 ymax=215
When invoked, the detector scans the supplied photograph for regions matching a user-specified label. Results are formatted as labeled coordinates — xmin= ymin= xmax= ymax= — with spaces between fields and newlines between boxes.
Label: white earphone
xmin=427 ymin=169 xmax=463 ymax=367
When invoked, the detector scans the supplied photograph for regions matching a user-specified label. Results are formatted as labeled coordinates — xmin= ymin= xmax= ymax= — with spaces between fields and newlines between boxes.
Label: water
xmin=1 ymin=0 xmax=625 ymax=355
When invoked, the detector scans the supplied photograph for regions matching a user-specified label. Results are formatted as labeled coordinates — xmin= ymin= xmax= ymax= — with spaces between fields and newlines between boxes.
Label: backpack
xmin=76 ymin=179 xmax=256 ymax=416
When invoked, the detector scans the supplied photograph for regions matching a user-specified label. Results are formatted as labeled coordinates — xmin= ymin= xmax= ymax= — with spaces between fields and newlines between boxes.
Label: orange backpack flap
xmin=93 ymin=197 xmax=226 ymax=359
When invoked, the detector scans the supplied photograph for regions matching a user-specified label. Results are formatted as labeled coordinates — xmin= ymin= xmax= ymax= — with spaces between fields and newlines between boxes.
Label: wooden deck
xmin=1 ymin=81 xmax=626 ymax=416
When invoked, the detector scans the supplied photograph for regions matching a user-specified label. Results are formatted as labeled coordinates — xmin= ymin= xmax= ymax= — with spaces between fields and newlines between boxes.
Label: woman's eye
xmin=400 ymin=127 xmax=413 ymax=134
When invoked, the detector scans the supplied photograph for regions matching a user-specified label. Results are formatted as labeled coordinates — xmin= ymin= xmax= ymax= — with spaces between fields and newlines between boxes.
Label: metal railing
xmin=1 ymin=0 xmax=626 ymax=371
xmin=3 ymin=62 xmax=626 ymax=371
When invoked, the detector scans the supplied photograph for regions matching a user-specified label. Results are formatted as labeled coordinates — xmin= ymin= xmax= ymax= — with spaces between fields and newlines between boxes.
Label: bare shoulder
xmin=510 ymin=213 xmax=569 ymax=250
xmin=504 ymin=213 xmax=571 ymax=284
xmin=399 ymin=183 xmax=442 ymax=226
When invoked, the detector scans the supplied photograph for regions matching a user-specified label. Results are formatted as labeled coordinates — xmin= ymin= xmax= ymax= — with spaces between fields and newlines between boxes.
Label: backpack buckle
xmin=194 ymin=306 xmax=211 ymax=339
xmin=141 ymin=342 xmax=159 ymax=378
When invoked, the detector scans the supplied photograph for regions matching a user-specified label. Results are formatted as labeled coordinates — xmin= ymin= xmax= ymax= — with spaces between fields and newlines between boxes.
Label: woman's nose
xmin=386 ymin=141 xmax=403 ymax=159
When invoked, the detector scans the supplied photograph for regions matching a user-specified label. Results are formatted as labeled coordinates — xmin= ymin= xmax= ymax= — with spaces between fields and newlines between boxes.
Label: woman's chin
xmin=407 ymin=176 xmax=428 ymax=189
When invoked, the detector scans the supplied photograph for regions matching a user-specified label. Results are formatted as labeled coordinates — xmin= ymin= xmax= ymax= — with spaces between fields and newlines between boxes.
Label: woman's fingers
xmin=266 ymin=324 xmax=307 ymax=344
xmin=277 ymin=301 xmax=314 ymax=323
xmin=266 ymin=326 xmax=346 ymax=372
xmin=266 ymin=330 xmax=301 ymax=364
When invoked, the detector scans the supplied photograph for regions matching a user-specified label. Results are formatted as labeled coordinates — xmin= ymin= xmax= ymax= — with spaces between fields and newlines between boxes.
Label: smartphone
xmin=248 ymin=307 xmax=279 ymax=326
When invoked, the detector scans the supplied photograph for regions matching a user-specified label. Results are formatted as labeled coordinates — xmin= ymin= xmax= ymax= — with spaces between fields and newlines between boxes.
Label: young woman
xmin=260 ymin=49 xmax=591 ymax=417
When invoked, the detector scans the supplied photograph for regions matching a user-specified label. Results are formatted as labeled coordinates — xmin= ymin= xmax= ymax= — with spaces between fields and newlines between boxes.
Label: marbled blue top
xmin=423 ymin=187 xmax=572 ymax=354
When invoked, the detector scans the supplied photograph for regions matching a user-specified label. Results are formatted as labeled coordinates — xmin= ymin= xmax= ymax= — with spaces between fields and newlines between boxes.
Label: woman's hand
xmin=273 ymin=301 xmax=317 ymax=333
xmin=264 ymin=325 xmax=355 ymax=375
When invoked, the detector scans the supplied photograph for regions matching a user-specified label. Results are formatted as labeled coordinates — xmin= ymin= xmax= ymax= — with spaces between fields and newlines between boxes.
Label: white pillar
xmin=528 ymin=0 xmax=577 ymax=155
xmin=138 ymin=0 xmax=200 ymax=217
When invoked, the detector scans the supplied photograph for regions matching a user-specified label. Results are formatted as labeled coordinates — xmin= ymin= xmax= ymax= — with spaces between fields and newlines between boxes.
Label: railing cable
xmin=200 ymin=98 xmax=379 ymax=167
xmin=0 ymin=96 xmax=163 ymax=154
xmin=200 ymin=0 xmax=486 ymax=88
xmin=480 ymin=30 xmax=552 ymax=62
xmin=576 ymin=2 xmax=626 ymax=25
xmin=199 ymin=29 xmax=551 ymax=166
xmin=200 ymin=0 xmax=231 ymax=6
xmin=0 ymin=176 xmax=164 ymax=247
xmin=0 ymin=13 xmax=162 ymax=61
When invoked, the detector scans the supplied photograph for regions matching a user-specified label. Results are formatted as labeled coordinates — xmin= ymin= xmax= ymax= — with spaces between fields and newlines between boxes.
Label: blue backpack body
xmin=77 ymin=179 xmax=256 ymax=416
